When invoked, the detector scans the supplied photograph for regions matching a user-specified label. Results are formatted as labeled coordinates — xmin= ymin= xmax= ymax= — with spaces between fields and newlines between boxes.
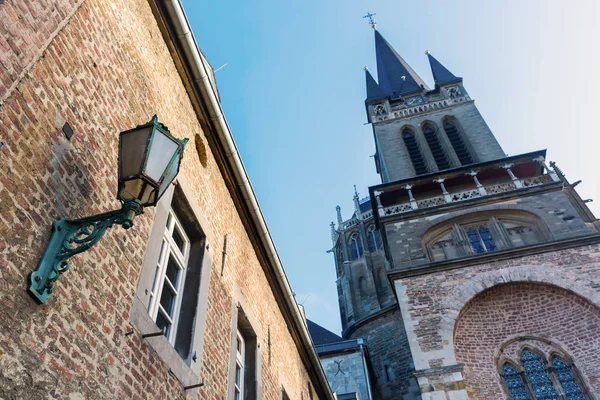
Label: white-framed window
xmin=147 ymin=209 xmax=190 ymax=344
xmin=234 ymin=329 xmax=246 ymax=400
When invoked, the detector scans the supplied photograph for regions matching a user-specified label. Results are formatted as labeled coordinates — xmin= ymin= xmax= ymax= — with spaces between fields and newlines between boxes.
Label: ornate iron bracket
xmin=27 ymin=199 xmax=144 ymax=303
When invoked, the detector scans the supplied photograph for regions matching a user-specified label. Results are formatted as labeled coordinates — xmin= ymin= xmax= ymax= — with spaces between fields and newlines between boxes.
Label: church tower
xmin=330 ymin=27 xmax=600 ymax=400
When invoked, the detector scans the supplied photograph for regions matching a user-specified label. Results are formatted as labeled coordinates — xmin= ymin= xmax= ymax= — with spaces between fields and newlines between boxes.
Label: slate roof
xmin=374 ymin=30 xmax=429 ymax=97
xmin=427 ymin=53 xmax=461 ymax=86
xmin=307 ymin=319 xmax=343 ymax=346
xmin=365 ymin=69 xmax=387 ymax=101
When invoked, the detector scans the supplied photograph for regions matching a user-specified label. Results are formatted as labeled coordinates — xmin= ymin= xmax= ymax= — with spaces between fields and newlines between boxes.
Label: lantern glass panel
xmin=120 ymin=127 xmax=152 ymax=178
xmin=158 ymin=152 xmax=180 ymax=199
xmin=145 ymin=131 xmax=179 ymax=183
xmin=122 ymin=179 xmax=145 ymax=201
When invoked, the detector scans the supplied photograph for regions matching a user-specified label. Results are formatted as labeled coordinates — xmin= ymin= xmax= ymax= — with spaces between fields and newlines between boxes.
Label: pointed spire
xmin=365 ymin=67 xmax=387 ymax=101
xmin=336 ymin=205 xmax=343 ymax=229
xmin=375 ymin=30 xmax=429 ymax=97
xmin=427 ymin=52 xmax=461 ymax=86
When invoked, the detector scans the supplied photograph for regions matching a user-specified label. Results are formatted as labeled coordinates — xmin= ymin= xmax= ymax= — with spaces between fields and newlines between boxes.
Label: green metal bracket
xmin=27 ymin=199 xmax=144 ymax=303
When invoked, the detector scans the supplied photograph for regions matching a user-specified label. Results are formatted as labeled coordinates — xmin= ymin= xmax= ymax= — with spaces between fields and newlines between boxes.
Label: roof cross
xmin=363 ymin=12 xmax=377 ymax=29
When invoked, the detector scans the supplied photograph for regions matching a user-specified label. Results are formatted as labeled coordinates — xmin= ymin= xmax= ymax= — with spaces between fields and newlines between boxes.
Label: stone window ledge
xmin=129 ymin=296 xmax=201 ymax=388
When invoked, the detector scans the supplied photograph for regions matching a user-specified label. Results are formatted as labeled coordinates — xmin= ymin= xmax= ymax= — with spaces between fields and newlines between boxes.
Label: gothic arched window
xmin=502 ymin=363 xmax=531 ymax=400
xmin=402 ymin=129 xmax=428 ymax=175
xmin=443 ymin=120 xmax=473 ymax=166
xmin=521 ymin=350 xmax=560 ymax=400
xmin=349 ymin=233 xmax=363 ymax=260
xmin=551 ymin=357 xmax=585 ymax=400
xmin=423 ymin=125 xmax=450 ymax=170
xmin=367 ymin=225 xmax=382 ymax=252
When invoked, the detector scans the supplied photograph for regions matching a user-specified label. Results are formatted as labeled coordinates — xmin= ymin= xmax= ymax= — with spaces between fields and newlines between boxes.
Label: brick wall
xmin=0 ymin=0 xmax=323 ymax=399
xmin=392 ymin=241 xmax=600 ymax=398
xmin=455 ymin=282 xmax=600 ymax=398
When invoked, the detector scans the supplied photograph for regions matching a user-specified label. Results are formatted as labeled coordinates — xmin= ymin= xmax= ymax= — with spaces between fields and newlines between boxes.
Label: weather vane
xmin=363 ymin=12 xmax=377 ymax=29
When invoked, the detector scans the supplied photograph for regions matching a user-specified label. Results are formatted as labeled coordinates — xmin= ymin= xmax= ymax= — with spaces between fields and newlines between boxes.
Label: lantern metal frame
xmin=27 ymin=116 xmax=188 ymax=304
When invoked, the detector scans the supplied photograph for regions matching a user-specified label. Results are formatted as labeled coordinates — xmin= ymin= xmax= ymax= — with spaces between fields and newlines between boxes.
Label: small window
xmin=234 ymin=330 xmax=245 ymax=400
xmin=147 ymin=210 xmax=190 ymax=343
xmin=231 ymin=307 xmax=259 ymax=400
xmin=502 ymin=363 xmax=530 ymax=400
xmin=551 ymin=357 xmax=586 ymax=399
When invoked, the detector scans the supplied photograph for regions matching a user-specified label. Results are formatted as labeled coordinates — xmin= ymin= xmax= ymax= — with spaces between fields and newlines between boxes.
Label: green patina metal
xmin=28 ymin=199 xmax=144 ymax=303
xmin=28 ymin=115 xmax=189 ymax=304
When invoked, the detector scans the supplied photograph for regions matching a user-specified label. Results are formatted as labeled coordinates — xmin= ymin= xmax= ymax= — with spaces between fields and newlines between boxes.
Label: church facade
xmin=328 ymin=29 xmax=600 ymax=400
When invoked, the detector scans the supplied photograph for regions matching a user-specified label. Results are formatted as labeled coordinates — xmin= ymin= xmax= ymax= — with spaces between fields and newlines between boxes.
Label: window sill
xmin=129 ymin=296 xmax=201 ymax=388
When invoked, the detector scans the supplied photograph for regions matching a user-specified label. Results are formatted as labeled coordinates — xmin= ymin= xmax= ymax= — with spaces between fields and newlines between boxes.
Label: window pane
xmin=502 ymin=363 xmax=531 ymax=400
xmin=172 ymin=225 xmax=185 ymax=252
xmin=160 ymin=285 xmax=175 ymax=316
xmin=551 ymin=357 xmax=585 ymax=400
xmin=155 ymin=311 xmax=171 ymax=338
xmin=467 ymin=228 xmax=486 ymax=254
xmin=235 ymin=364 xmax=241 ymax=385
xmin=521 ymin=350 xmax=560 ymax=400
xmin=478 ymin=226 xmax=497 ymax=251
xmin=165 ymin=255 xmax=180 ymax=287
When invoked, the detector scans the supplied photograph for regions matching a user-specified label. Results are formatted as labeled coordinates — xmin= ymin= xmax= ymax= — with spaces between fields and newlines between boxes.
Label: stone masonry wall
xmin=393 ymin=242 xmax=600 ymax=398
xmin=350 ymin=308 xmax=420 ymax=400
xmin=384 ymin=188 xmax=592 ymax=268
xmin=454 ymin=282 xmax=600 ymax=399
xmin=0 ymin=0 xmax=321 ymax=399
xmin=374 ymin=101 xmax=505 ymax=182
xmin=320 ymin=350 xmax=369 ymax=400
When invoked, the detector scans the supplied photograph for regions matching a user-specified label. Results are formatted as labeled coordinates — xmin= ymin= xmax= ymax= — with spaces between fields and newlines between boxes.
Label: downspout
xmin=159 ymin=1 xmax=334 ymax=398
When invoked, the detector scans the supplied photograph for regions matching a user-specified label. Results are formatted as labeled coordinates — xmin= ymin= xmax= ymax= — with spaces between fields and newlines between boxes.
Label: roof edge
xmin=150 ymin=1 xmax=334 ymax=397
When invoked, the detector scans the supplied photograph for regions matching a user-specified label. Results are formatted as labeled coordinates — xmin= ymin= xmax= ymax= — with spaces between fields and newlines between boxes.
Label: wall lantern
xmin=28 ymin=116 xmax=188 ymax=303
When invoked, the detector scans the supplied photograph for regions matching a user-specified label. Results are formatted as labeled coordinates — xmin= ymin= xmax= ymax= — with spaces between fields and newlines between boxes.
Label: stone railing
xmin=373 ymin=95 xmax=471 ymax=123
xmin=340 ymin=209 xmax=376 ymax=230
xmin=381 ymin=174 xmax=554 ymax=217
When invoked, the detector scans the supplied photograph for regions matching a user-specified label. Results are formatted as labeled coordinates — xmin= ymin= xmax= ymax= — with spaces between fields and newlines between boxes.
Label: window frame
xmin=234 ymin=329 xmax=246 ymax=400
xmin=147 ymin=209 xmax=191 ymax=344
xmin=129 ymin=177 xmax=214 ymax=388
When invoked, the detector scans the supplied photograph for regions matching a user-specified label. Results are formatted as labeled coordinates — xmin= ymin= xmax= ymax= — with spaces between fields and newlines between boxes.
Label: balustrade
xmin=374 ymin=95 xmax=471 ymax=122
xmin=380 ymin=174 xmax=554 ymax=217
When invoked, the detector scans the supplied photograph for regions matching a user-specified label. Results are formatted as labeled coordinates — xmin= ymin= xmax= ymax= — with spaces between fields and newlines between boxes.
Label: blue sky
xmin=181 ymin=0 xmax=600 ymax=335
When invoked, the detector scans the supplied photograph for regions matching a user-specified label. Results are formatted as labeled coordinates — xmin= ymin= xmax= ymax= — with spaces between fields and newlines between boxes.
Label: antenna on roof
xmin=214 ymin=63 xmax=228 ymax=73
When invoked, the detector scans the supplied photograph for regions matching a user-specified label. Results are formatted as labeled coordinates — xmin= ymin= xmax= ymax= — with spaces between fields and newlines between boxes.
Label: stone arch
xmin=418 ymin=203 xmax=556 ymax=240
xmin=401 ymin=125 xmax=428 ymax=175
xmin=420 ymin=120 xmax=450 ymax=171
xmin=451 ymin=280 xmax=600 ymax=399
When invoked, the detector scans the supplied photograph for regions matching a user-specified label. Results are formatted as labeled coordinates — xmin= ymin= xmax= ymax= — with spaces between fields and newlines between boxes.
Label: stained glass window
xmin=467 ymin=225 xmax=497 ymax=254
xmin=521 ymin=350 xmax=560 ymax=400
xmin=503 ymin=363 xmax=531 ymax=400
xmin=551 ymin=357 xmax=585 ymax=400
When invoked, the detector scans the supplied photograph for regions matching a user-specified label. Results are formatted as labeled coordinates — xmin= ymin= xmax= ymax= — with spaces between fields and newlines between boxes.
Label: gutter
xmin=157 ymin=1 xmax=334 ymax=398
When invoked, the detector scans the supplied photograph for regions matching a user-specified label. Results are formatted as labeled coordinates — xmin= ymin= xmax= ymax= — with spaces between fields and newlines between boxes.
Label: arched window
xmin=423 ymin=211 xmax=550 ymax=262
xmin=349 ymin=233 xmax=363 ymax=260
xmin=402 ymin=129 xmax=428 ymax=175
xmin=502 ymin=363 xmax=531 ymax=400
xmin=521 ymin=350 xmax=559 ymax=400
xmin=443 ymin=120 xmax=473 ymax=165
xmin=551 ymin=357 xmax=585 ymax=400
xmin=423 ymin=125 xmax=450 ymax=170
xmin=367 ymin=225 xmax=382 ymax=252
